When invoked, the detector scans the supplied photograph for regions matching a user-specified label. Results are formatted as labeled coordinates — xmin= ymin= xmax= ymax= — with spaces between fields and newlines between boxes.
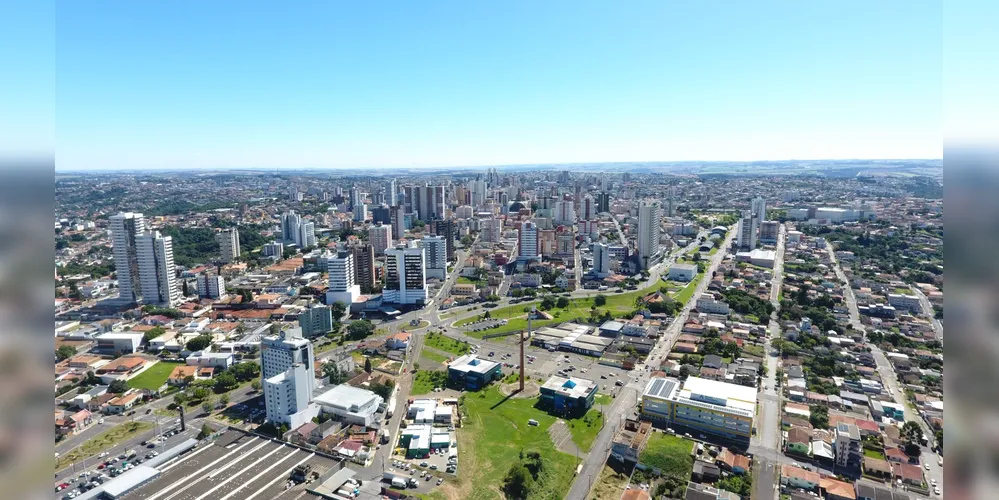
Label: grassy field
xmin=412 ymin=370 xmax=448 ymax=395
xmin=127 ymin=361 xmax=181 ymax=390
xmin=453 ymin=387 xmax=577 ymax=499
xmin=593 ymin=393 xmax=613 ymax=406
xmin=864 ymin=448 xmax=886 ymax=460
xmin=742 ymin=343 xmax=765 ymax=358
xmin=425 ymin=332 xmax=471 ymax=355
xmin=56 ymin=421 xmax=154 ymax=471
xmin=457 ymin=276 xmax=486 ymax=287
xmin=639 ymin=433 xmax=694 ymax=480
xmin=589 ymin=464 xmax=631 ymax=500
xmin=421 ymin=348 xmax=451 ymax=364
xmin=567 ymin=408 xmax=604 ymax=451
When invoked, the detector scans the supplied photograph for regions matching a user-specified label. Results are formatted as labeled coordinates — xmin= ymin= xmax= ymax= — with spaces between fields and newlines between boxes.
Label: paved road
xmin=565 ymin=228 xmax=735 ymax=500
xmin=909 ymin=286 xmax=943 ymax=339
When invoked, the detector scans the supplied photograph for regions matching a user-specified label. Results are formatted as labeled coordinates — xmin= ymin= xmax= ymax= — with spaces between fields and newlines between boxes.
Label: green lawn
xmin=56 ymin=421 xmax=154 ymax=471
xmin=742 ymin=344 xmax=765 ymax=358
xmin=456 ymin=387 xmax=578 ymax=499
xmin=420 ymin=348 xmax=450 ymax=364
xmin=566 ymin=408 xmax=603 ymax=451
xmin=639 ymin=433 xmax=694 ymax=480
xmin=425 ymin=331 xmax=471 ymax=355
xmin=894 ymin=287 xmax=911 ymax=295
xmin=127 ymin=361 xmax=182 ymax=390
xmin=864 ymin=448 xmax=886 ymax=460
xmin=593 ymin=393 xmax=613 ymax=406
xmin=457 ymin=276 xmax=486 ymax=287
xmin=412 ymin=370 xmax=448 ymax=395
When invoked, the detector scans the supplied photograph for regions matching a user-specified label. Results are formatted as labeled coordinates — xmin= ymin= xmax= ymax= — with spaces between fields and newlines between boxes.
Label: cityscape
xmin=54 ymin=164 xmax=943 ymax=500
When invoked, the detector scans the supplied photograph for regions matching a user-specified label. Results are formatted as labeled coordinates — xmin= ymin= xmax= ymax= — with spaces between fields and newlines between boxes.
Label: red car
xmin=97 ymin=464 xmax=105 ymax=469
xmin=59 ymin=483 xmax=70 ymax=488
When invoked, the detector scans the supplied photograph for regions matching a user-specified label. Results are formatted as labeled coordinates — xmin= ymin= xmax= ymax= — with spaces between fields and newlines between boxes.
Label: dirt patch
xmin=498 ymin=380 xmax=540 ymax=398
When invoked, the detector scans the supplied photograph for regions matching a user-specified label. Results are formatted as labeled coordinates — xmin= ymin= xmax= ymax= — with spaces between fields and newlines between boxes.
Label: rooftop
xmin=449 ymin=354 xmax=499 ymax=374
xmin=541 ymin=376 xmax=598 ymax=399
xmin=314 ymin=384 xmax=380 ymax=410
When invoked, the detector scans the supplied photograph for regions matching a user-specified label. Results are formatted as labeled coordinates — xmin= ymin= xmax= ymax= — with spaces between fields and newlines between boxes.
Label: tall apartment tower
xmin=299 ymin=304 xmax=333 ymax=338
xmin=637 ymin=202 xmax=662 ymax=270
xmin=737 ymin=210 xmax=757 ymax=250
xmin=136 ymin=230 xmax=181 ymax=306
xmin=196 ymin=273 xmax=225 ymax=299
xmin=216 ymin=228 xmax=240 ymax=263
xmin=481 ymin=218 xmax=502 ymax=243
xmin=592 ymin=242 xmax=611 ymax=277
xmin=751 ymin=196 xmax=767 ymax=227
xmin=518 ymin=220 xmax=540 ymax=261
xmin=281 ymin=211 xmax=301 ymax=244
xmin=596 ymin=192 xmax=611 ymax=213
xmin=110 ymin=212 xmax=146 ymax=304
xmin=554 ymin=201 xmax=576 ymax=226
xmin=384 ymin=245 xmax=427 ymax=305
xmin=390 ymin=205 xmax=406 ymax=240
xmin=298 ymin=221 xmax=316 ymax=248
xmin=666 ymin=186 xmax=677 ymax=217
xmin=385 ymin=178 xmax=397 ymax=207
xmin=261 ymin=328 xmax=316 ymax=395
xmin=420 ymin=235 xmax=448 ymax=280
xmin=368 ymin=224 xmax=393 ymax=255
xmin=351 ymin=244 xmax=376 ymax=292
xmin=404 ymin=184 xmax=446 ymax=220
xmin=432 ymin=219 xmax=456 ymax=261
xmin=326 ymin=250 xmax=361 ymax=306
xmin=263 ymin=363 xmax=318 ymax=428
xmin=581 ymin=194 xmax=596 ymax=221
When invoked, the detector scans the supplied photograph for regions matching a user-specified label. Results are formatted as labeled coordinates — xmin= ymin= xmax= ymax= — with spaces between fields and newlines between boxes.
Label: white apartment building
xmin=326 ymin=251 xmax=361 ymax=306
xmin=638 ymin=202 xmax=662 ymax=270
xmin=216 ymin=228 xmax=240 ymax=263
xmin=591 ymin=242 xmax=611 ymax=277
xmin=264 ymin=363 xmax=319 ymax=429
xmin=390 ymin=205 xmax=406 ymax=239
xmin=368 ymin=224 xmax=393 ymax=255
xmin=298 ymin=221 xmax=316 ymax=248
xmin=887 ymin=293 xmax=923 ymax=314
xmin=751 ymin=196 xmax=767 ymax=228
xmin=263 ymin=241 xmax=284 ymax=258
xmin=262 ymin=329 xmax=316 ymax=396
xmin=136 ymin=230 xmax=180 ymax=306
xmin=384 ymin=245 xmax=427 ymax=305
xmin=420 ymin=235 xmax=448 ymax=280
xmin=405 ymin=184 xmax=446 ymax=220
xmin=835 ymin=422 xmax=862 ymax=468
xmin=696 ymin=295 xmax=730 ymax=315
xmin=554 ymin=201 xmax=576 ymax=225
xmin=455 ymin=205 xmax=474 ymax=219
xmin=481 ymin=218 xmax=502 ymax=243
xmin=518 ymin=221 xmax=539 ymax=261
xmin=299 ymin=305 xmax=333 ymax=338
xmin=281 ymin=211 xmax=301 ymax=244
xmin=385 ymin=178 xmax=397 ymax=206
xmin=196 ymin=274 xmax=225 ymax=299
xmin=110 ymin=212 xmax=146 ymax=304
xmin=737 ymin=210 xmax=756 ymax=250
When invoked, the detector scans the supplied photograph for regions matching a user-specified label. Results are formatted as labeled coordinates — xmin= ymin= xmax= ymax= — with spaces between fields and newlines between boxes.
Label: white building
xmin=216 ymin=228 xmax=240 ymax=263
xmin=281 ymin=211 xmax=301 ymax=244
xmin=264 ymin=363 xmax=320 ymax=429
xmin=314 ymin=384 xmax=384 ymax=426
xmin=186 ymin=350 xmax=234 ymax=369
xmin=640 ymin=377 xmax=756 ymax=441
xmin=109 ymin=212 xmax=146 ymax=304
xmin=196 ymin=274 xmax=225 ymax=299
xmin=261 ymin=329 xmax=316 ymax=396
xmin=887 ymin=293 xmax=923 ymax=314
xmin=518 ymin=221 xmax=539 ymax=261
xmin=385 ymin=178 xmax=397 ymax=206
xmin=326 ymin=251 xmax=361 ymax=306
xmin=419 ymin=235 xmax=448 ymax=280
xmin=751 ymin=196 xmax=767 ymax=229
xmin=735 ymin=249 xmax=776 ymax=269
xmin=368 ymin=224 xmax=393 ymax=255
xmin=696 ymin=295 xmax=730 ymax=315
xmin=737 ymin=210 xmax=756 ymax=250
xmin=637 ymin=202 xmax=662 ymax=270
xmin=298 ymin=221 xmax=316 ymax=248
xmin=353 ymin=203 xmax=367 ymax=223
xmin=834 ymin=422 xmax=862 ymax=468
xmin=136 ymin=230 xmax=180 ymax=306
xmin=591 ymin=243 xmax=611 ymax=277
xmin=481 ymin=218 xmax=502 ymax=243
xmin=554 ymin=201 xmax=576 ymax=226
xmin=455 ymin=205 xmax=474 ymax=219
xmin=667 ymin=263 xmax=697 ymax=282
xmin=405 ymin=184 xmax=446 ymax=221
xmin=384 ymin=245 xmax=427 ymax=305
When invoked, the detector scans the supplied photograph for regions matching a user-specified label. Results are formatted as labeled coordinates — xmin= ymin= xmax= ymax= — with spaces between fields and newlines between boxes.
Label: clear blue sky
xmin=53 ymin=0 xmax=944 ymax=171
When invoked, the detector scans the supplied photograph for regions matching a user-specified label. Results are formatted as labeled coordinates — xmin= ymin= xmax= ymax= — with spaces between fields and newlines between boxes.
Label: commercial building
xmin=385 ymin=178 xmax=397 ymax=206
xmin=518 ymin=220 xmax=540 ymax=261
xmin=640 ymin=377 xmax=756 ymax=441
xmin=368 ymin=224 xmax=392 ymax=255
xmin=95 ymin=332 xmax=144 ymax=355
xmin=432 ymin=219 xmax=457 ymax=261
xmin=887 ymin=293 xmax=923 ymax=314
xmin=481 ymin=218 xmax=502 ymax=243
xmin=384 ymin=245 xmax=427 ymax=305
xmin=735 ymin=249 xmax=776 ymax=269
xmin=638 ymin=202 xmax=662 ymax=270
xmin=539 ymin=376 xmax=598 ymax=415
xmin=419 ymin=235 xmax=449 ymax=280
xmin=668 ymin=263 xmax=697 ymax=282
xmin=135 ymin=230 xmax=181 ymax=306
xmin=447 ymin=354 xmax=502 ymax=390
xmin=264 ymin=363 xmax=320 ymax=429
xmin=556 ymin=231 xmax=575 ymax=257
xmin=216 ymin=228 xmax=240 ymax=263
xmin=390 ymin=205 xmax=406 ymax=239
xmin=196 ymin=273 xmax=225 ymax=299
xmin=326 ymin=251 xmax=361 ymax=306
xmin=404 ymin=184 xmax=446 ymax=220
xmin=313 ymin=384 xmax=383 ymax=427
xmin=261 ymin=328 xmax=316 ymax=396
xmin=299 ymin=304 xmax=333 ymax=338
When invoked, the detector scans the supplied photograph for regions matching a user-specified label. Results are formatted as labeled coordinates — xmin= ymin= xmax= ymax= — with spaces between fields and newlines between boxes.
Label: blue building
xmin=539 ymin=376 xmax=598 ymax=416
xmin=447 ymin=354 xmax=501 ymax=390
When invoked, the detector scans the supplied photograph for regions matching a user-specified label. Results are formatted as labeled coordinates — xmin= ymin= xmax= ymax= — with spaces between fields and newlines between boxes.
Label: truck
xmin=381 ymin=429 xmax=391 ymax=444
xmin=390 ymin=477 xmax=408 ymax=489
xmin=386 ymin=395 xmax=397 ymax=418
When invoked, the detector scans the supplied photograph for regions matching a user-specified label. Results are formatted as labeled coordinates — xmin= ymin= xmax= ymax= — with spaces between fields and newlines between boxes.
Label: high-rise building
xmin=554 ymin=201 xmax=576 ymax=225
xmin=390 ymin=205 xmax=406 ymax=240
xmin=110 ymin=212 xmax=146 ymax=304
xmin=350 ymin=187 xmax=363 ymax=212
xmin=666 ymin=186 xmax=677 ymax=217
xmin=759 ymin=221 xmax=779 ymax=244
xmin=469 ymin=179 xmax=487 ymax=207
xmin=556 ymin=231 xmax=575 ymax=257
xmin=264 ymin=363 xmax=319 ymax=428
xmin=455 ymin=205 xmax=474 ymax=219
xmin=326 ymin=251 xmax=361 ymax=306
xmin=518 ymin=221 xmax=540 ymax=261
xmin=385 ymin=178 xmax=397 ymax=207
xmin=299 ymin=304 xmax=333 ymax=338
xmin=737 ymin=210 xmax=756 ymax=250
xmin=384 ymin=245 xmax=427 ymax=305
xmin=353 ymin=202 xmax=367 ymax=222
xmin=288 ymin=186 xmax=302 ymax=202
xmin=591 ymin=243 xmax=611 ymax=277
xmin=368 ymin=224 xmax=392 ymax=255
xmin=196 ymin=273 xmax=225 ymax=299
xmin=263 ymin=241 xmax=284 ymax=258
xmin=216 ymin=228 xmax=240 ymax=263
xmin=637 ymin=202 xmax=662 ymax=270
xmin=420 ymin=235 xmax=448 ymax=280
xmin=596 ymin=192 xmax=611 ymax=213
xmin=262 ymin=328 xmax=316 ymax=396
xmin=136 ymin=230 xmax=181 ymax=306
xmin=281 ymin=210 xmax=301 ymax=244
xmin=349 ymin=244 xmax=375 ymax=292
xmin=481 ymin=218 xmax=502 ymax=243
xmin=581 ymin=194 xmax=596 ymax=221
xmin=834 ymin=422 xmax=862 ymax=468
xmin=371 ymin=206 xmax=391 ymax=225
xmin=751 ymin=196 xmax=767 ymax=228
xmin=433 ymin=219 xmax=456 ymax=261
xmin=404 ymin=184 xmax=446 ymax=220
xmin=298 ymin=221 xmax=316 ymax=248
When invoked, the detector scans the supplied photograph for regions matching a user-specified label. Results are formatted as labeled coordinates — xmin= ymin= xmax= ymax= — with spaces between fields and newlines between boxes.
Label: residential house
xmin=104 ymin=392 xmax=142 ymax=414
xmin=780 ymin=464 xmax=820 ymax=491
xmin=821 ymin=477 xmax=857 ymax=500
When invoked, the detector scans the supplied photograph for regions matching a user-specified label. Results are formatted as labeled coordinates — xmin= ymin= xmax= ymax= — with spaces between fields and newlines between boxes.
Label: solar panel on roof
xmin=649 ymin=379 xmax=664 ymax=396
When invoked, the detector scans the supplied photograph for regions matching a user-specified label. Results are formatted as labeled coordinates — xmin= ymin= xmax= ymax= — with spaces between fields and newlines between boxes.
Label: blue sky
xmin=52 ymin=1 xmax=945 ymax=170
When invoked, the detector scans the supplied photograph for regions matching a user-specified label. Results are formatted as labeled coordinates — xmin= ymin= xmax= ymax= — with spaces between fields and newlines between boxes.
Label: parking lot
xmin=123 ymin=431 xmax=339 ymax=500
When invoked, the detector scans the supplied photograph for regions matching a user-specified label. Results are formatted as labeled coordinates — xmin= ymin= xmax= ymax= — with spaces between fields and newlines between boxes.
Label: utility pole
xmin=521 ymin=306 xmax=532 ymax=392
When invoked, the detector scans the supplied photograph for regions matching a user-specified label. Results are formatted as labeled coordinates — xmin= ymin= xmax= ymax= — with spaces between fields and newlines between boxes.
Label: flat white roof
xmin=101 ymin=464 xmax=160 ymax=497
xmin=680 ymin=376 xmax=758 ymax=409
xmin=97 ymin=332 xmax=144 ymax=340
xmin=449 ymin=354 xmax=499 ymax=374
xmin=315 ymin=384 xmax=380 ymax=409
xmin=542 ymin=376 xmax=598 ymax=399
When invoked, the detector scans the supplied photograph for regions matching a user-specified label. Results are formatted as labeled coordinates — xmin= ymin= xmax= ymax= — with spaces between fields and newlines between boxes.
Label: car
xmin=488 ymin=352 xmax=494 ymax=357
xmin=430 ymin=464 xmax=438 ymax=470
xmin=97 ymin=464 xmax=105 ymax=469
xmin=420 ymin=461 xmax=428 ymax=467
xmin=600 ymin=374 xmax=607 ymax=379
xmin=98 ymin=418 xmax=104 ymax=424
xmin=925 ymin=463 xmax=931 ymax=470
xmin=145 ymin=408 xmax=152 ymax=414
xmin=931 ymin=479 xmax=937 ymax=486
xmin=437 ymin=478 xmax=444 ymax=485
xmin=934 ymin=487 xmax=940 ymax=495
xmin=615 ymin=380 xmax=623 ymax=386
xmin=528 ymin=419 xmax=539 ymax=426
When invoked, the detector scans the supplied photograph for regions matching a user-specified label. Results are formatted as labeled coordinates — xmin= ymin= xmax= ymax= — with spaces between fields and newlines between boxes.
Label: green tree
xmin=809 ymin=404 xmax=829 ymax=429
xmin=213 ymin=372 xmax=238 ymax=393
xmin=201 ymin=398 xmax=215 ymax=415
xmin=143 ymin=326 xmax=166 ymax=343
xmin=556 ymin=296 xmax=570 ymax=308
xmin=502 ymin=464 xmax=533 ymax=499
xmin=329 ymin=301 xmax=347 ymax=319
xmin=250 ymin=380 xmax=262 ymax=392
xmin=594 ymin=294 xmax=607 ymax=307
xmin=108 ymin=379 xmax=129 ymax=394
xmin=346 ymin=319 xmax=375 ymax=340
xmin=198 ymin=424 xmax=213 ymax=439
xmin=323 ymin=362 xmax=350 ymax=384
xmin=218 ymin=393 xmax=229 ymax=407
xmin=364 ymin=358 xmax=372 ymax=373
xmin=56 ymin=345 xmax=77 ymax=361
xmin=185 ymin=334 xmax=212 ymax=352
xmin=540 ymin=295 xmax=556 ymax=311
xmin=230 ymin=362 xmax=260 ymax=381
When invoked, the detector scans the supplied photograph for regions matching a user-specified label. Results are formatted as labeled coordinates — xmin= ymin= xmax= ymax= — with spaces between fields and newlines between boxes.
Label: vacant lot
xmin=56 ymin=421 xmax=154 ymax=471
xmin=127 ymin=361 xmax=181 ymax=390
xmin=639 ymin=433 xmax=694 ymax=482
xmin=589 ymin=463 xmax=631 ymax=500
xmin=420 ymin=348 xmax=451 ymax=365
xmin=567 ymin=408 xmax=604 ymax=452
xmin=412 ymin=370 xmax=449 ymax=395
xmin=425 ymin=332 xmax=471 ymax=355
